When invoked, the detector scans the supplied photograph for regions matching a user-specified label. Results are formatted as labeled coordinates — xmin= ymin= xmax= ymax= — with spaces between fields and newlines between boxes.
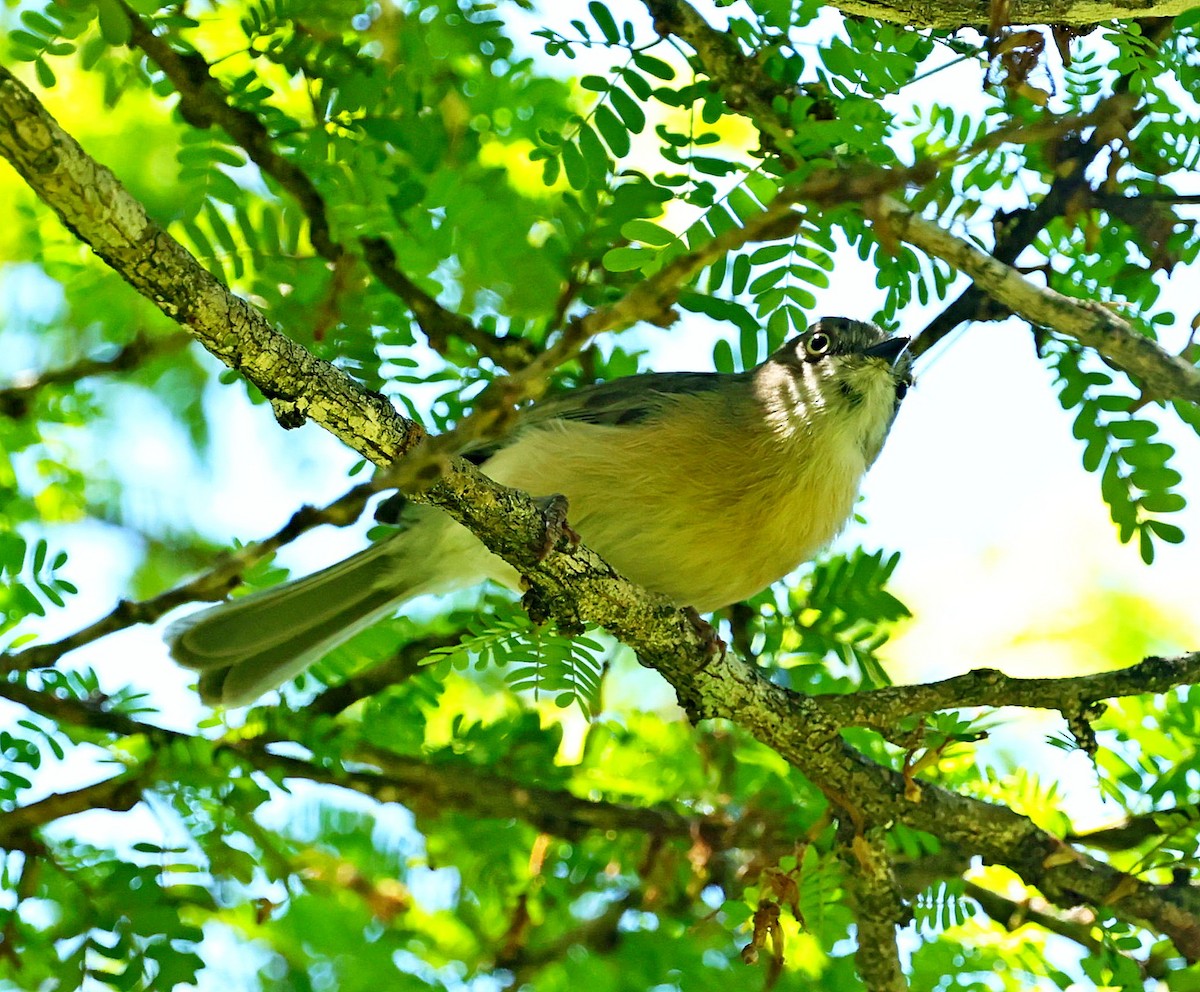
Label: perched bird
xmin=168 ymin=317 xmax=913 ymax=706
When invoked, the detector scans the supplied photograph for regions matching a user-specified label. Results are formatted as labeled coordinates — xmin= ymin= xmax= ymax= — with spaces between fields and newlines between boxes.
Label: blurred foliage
xmin=0 ymin=0 xmax=1199 ymax=990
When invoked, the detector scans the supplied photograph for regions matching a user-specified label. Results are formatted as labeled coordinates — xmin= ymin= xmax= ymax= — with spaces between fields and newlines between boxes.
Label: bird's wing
xmin=376 ymin=371 xmax=735 ymax=525
xmin=523 ymin=371 xmax=728 ymax=427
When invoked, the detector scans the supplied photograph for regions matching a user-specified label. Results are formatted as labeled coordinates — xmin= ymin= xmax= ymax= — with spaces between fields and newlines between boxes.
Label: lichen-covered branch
xmin=0 ymin=64 xmax=420 ymax=465
xmin=815 ymin=653 xmax=1200 ymax=727
xmin=826 ymin=0 xmax=1193 ymax=28
xmin=874 ymin=195 xmax=1200 ymax=405
xmin=5 ymin=52 xmax=1200 ymax=966
xmin=839 ymin=830 xmax=910 ymax=992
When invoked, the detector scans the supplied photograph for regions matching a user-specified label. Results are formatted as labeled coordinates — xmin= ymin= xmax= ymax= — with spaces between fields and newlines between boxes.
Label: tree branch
xmin=910 ymin=16 xmax=1177 ymax=358
xmin=0 ymin=331 xmax=191 ymax=418
xmin=0 ymin=64 xmax=420 ymax=465
xmin=0 ymin=770 xmax=145 ymax=844
xmin=815 ymin=653 xmax=1200 ymax=728
xmin=0 ymin=679 xmax=707 ymax=848
xmin=824 ymin=0 xmax=1194 ymax=28
xmin=643 ymin=1 xmax=1200 ymax=405
xmin=874 ymin=194 xmax=1200 ymax=404
xmin=1069 ymin=804 xmax=1200 ymax=853
xmin=1 ymin=480 xmax=379 ymax=674
xmin=6 ymin=47 xmax=1200 ymax=966
xmin=840 ymin=830 xmax=910 ymax=992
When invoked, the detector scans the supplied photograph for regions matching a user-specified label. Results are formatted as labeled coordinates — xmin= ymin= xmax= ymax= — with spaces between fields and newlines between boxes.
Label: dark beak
xmin=863 ymin=336 xmax=910 ymax=366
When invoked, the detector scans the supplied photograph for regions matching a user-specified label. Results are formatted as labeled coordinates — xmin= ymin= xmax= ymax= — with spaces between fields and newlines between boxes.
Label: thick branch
xmin=6 ymin=53 xmax=1200 ymax=966
xmin=0 ymin=64 xmax=419 ymax=465
xmin=816 ymin=653 xmax=1200 ymax=727
xmin=840 ymin=831 xmax=910 ymax=992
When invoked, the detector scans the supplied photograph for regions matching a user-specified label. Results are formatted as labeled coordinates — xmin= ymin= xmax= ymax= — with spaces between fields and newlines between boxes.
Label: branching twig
xmin=119 ymin=4 xmax=534 ymax=370
xmin=839 ymin=829 xmax=910 ymax=992
xmin=873 ymin=195 xmax=1200 ymax=405
xmin=0 ymin=681 xmax=696 ymax=843
xmin=1069 ymin=804 xmax=1200 ymax=853
xmin=0 ymin=332 xmax=191 ymax=417
xmin=814 ymin=653 xmax=1200 ymax=728
xmin=642 ymin=1 xmax=1200 ymax=404
xmin=1 ymin=481 xmax=379 ymax=674
xmin=6 ymin=29 xmax=1200 ymax=970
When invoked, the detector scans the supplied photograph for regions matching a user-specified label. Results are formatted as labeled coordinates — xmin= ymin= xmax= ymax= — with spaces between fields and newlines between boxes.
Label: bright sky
xmin=3 ymin=5 xmax=1200 ymax=984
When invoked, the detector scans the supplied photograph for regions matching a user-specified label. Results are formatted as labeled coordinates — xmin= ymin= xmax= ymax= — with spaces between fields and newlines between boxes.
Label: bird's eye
xmin=804 ymin=331 xmax=832 ymax=359
xmin=896 ymin=381 xmax=910 ymax=401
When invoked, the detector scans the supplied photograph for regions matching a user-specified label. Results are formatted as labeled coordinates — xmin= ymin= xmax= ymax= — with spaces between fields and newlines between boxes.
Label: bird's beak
xmin=863 ymin=336 xmax=910 ymax=366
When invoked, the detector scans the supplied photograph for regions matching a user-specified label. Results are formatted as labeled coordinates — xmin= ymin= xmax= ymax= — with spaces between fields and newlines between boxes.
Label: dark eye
xmin=804 ymin=331 xmax=832 ymax=359
xmin=896 ymin=381 xmax=909 ymax=401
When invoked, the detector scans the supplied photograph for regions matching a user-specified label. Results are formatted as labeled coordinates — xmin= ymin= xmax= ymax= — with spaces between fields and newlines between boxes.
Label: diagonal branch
xmin=0 ymin=770 xmax=146 ymax=844
xmin=814 ymin=652 xmax=1200 ymax=728
xmin=873 ymin=195 xmax=1200 ymax=405
xmin=1 ymin=480 xmax=379 ymax=674
xmin=642 ymin=0 xmax=1200 ymax=406
xmin=910 ymin=15 xmax=1175 ymax=359
xmin=0 ymin=64 xmax=420 ymax=465
xmin=6 ymin=53 xmax=1200 ymax=966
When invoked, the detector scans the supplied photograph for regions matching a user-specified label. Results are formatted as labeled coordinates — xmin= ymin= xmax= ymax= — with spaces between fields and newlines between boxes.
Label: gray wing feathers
xmin=167 ymin=540 xmax=406 ymax=707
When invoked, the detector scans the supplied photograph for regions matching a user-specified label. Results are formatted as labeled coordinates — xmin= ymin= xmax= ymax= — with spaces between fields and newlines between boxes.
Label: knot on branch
xmin=1065 ymin=700 xmax=1106 ymax=758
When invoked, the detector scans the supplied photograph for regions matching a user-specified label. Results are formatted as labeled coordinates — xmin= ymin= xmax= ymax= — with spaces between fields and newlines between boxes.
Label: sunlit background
xmin=2 ymin=1 xmax=1199 ymax=987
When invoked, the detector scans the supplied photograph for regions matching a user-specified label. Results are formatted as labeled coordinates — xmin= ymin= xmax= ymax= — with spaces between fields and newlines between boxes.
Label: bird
xmin=167 ymin=317 xmax=913 ymax=706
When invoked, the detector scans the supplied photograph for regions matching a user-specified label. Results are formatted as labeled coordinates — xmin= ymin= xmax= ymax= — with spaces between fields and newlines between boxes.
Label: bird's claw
xmin=533 ymin=493 xmax=579 ymax=560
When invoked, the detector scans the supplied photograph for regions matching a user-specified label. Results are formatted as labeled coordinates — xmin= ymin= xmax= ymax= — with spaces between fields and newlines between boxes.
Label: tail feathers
xmin=167 ymin=542 xmax=409 ymax=707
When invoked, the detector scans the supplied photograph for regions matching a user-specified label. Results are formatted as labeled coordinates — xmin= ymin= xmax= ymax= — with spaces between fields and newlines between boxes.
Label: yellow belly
xmin=481 ymin=416 xmax=865 ymax=611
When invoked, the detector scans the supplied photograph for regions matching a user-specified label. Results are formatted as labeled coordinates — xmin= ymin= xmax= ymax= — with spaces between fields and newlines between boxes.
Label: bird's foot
xmin=533 ymin=493 xmax=579 ymax=560
xmin=684 ymin=607 xmax=727 ymax=670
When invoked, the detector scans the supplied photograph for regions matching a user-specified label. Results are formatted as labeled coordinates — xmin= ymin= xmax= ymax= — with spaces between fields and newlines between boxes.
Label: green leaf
xmin=594 ymin=103 xmax=630 ymax=157
xmin=1146 ymin=519 xmax=1185 ymax=543
xmin=561 ymin=138 xmax=588 ymax=189
xmin=588 ymin=1 xmax=620 ymax=44
xmin=96 ymin=0 xmax=133 ymax=45
xmin=713 ymin=338 xmax=735 ymax=373
xmin=633 ymin=52 xmax=675 ymax=80
xmin=576 ymin=121 xmax=610 ymax=182
xmin=602 ymin=245 xmax=649 ymax=272
xmin=621 ymin=219 xmax=675 ymax=246
xmin=610 ymin=86 xmax=646 ymax=132
xmin=34 ymin=56 xmax=56 ymax=88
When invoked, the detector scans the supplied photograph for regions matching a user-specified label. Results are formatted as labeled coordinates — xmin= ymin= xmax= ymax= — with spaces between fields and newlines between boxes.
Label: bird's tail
xmin=167 ymin=538 xmax=418 ymax=707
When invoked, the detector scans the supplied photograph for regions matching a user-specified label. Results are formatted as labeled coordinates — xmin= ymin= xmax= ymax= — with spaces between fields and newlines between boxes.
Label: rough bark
xmin=827 ymin=0 xmax=1198 ymax=28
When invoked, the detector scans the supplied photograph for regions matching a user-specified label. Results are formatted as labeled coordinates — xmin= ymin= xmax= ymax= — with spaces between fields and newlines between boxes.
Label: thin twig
xmin=0 ymin=332 xmax=191 ymax=418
